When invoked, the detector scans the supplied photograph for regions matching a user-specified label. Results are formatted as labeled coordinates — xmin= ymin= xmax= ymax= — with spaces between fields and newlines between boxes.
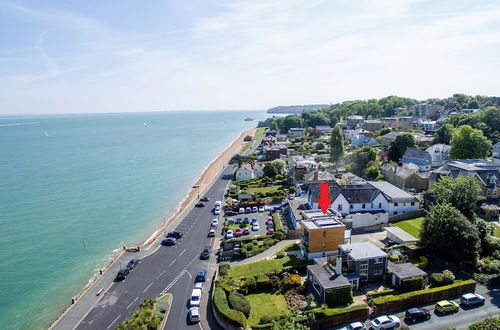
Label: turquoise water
xmin=0 ymin=110 xmax=267 ymax=329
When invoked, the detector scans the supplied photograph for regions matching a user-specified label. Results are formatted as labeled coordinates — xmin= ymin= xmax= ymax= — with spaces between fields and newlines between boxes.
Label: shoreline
xmin=48 ymin=126 xmax=256 ymax=329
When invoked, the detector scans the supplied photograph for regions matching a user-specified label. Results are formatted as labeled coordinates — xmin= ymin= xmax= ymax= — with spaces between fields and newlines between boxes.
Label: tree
xmin=364 ymin=164 xmax=380 ymax=180
xmin=387 ymin=132 xmax=417 ymax=161
xmin=431 ymin=176 xmax=483 ymax=219
xmin=419 ymin=203 xmax=480 ymax=264
xmin=271 ymin=318 xmax=309 ymax=330
xmin=263 ymin=159 xmax=286 ymax=178
xmin=434 ymin=123 xmax=454 ymax=144
xmin=302 ymin=111 xmax=329 ymax=127
xmin=329 ymin=126 xmax=344 ymax=162
xmin=477 ymin=106 xmax=500 ymax=142
xmin=348 ymin=146 xmax=376 ymax=176
xmin=281 ymin=115 xmax=304 ymax=133
xmin=468 ymin=315 xmax=500 ymax=330
xmin=467 ymin=99 xmax=479 ymax=109
xmin=450 ymin=125 xmax=492 ymax=159
xmin=116 ymin=299 xmax=161 ymax=330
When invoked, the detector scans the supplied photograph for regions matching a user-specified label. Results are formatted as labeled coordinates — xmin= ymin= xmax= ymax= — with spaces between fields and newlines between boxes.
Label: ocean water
xmin=0 ymin=110 xmax=267 ymax=329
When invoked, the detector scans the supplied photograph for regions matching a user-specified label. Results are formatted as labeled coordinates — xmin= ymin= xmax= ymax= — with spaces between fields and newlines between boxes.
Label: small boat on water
xmin=144 ymin=122 xmax=149 ymax=127
xmin=44 ymin=130 xmax=49 ymax=137
xmin=244 ymin=117 xmax=254 ymax=121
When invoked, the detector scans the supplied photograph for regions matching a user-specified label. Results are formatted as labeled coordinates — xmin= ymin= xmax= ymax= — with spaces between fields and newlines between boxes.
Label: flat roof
xmin=388 ymin=262 xmax=427 ymax=280
xmin=307 ymin=264 xmax=351 ymax=290
xmin=385 ymin=226 xmax=418 ymax=242
xmin=339 ymin=242 xmax=387 ymax=260
xmin=302 ymin=217 xmax=345 ymax=230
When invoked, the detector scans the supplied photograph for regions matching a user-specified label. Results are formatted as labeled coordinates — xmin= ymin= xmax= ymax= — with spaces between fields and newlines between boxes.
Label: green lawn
xmin=393 ymin=217 xmax=424 ymax=238
xmin=246 ymin=293 xmax=287 ymax=326
xmin=493 ymin=223 xmax=500 ymax=238
xmin=245 ymin=185 xmax=280 ymax=195
xmin=228 ymin=255 xmax=299 ymax=278
xmin=254 ymin=127 xmax=266 ymax=139
xmin=240 ymin=142 xmax=252 ymax=153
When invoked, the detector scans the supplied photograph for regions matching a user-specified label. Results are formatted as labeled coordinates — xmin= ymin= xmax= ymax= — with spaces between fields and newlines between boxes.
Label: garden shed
xmin=388 ymin=262 xmax=427 ymax=287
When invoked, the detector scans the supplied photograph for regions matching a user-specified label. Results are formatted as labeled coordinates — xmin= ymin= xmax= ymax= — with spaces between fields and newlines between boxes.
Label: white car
xmin=226 ymin=229 xmax=234 ymax=239
xmin=345 ymin=322 xmax=366 ymax=330
xmin=252 ymin=223 xmax=260 ymax=231
xmin=213 ymin=208 xmax=220 ymax=215
xmin=189 ymin=307 xmax=200 ymax=323
xmin=212 ymin=218 xmax=219 ymax=226
xmin=208 ymin=228 xmax=216 ymax=237
xmin=252 ymin=206 xmax=258 ymax=212
xmin=214 ymin=201 xmax=222 ymax=207
xmin=460 ymin=293 xmax=485 ymax=306
xmin=258 ymin=206 xmax=265 ymax=212
xmin=370 ymin=315 xmax=400 ymax=329
xmin=239 ymin=207 xmax=245 ymax=214
xmin=190 ymin=288 xmax=202 ymax=307
xmin=195 ymin=282 xmax=204 ymax=291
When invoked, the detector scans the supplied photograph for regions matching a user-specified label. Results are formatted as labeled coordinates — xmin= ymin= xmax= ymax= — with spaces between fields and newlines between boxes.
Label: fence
xmin=388 ymin=209 xmax=425 ymax=223
xmin=307 ymin=307 xmax=369 ymax=329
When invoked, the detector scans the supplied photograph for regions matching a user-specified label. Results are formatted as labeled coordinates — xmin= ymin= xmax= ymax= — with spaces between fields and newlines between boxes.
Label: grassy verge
xmin=241 ymin=142 xmax=252 ymax=154
xmin=254 ymin=127 xmax=266 ymax=139
xmin=228 ymin=255 xmax=304 ymax=278
xmin=245 ymin=185 xmax=281 ymax=195
xmin=393 ymin=217 xmax=424 ymax=238
xmin=246 ymin=293 xmax=287 ymax=326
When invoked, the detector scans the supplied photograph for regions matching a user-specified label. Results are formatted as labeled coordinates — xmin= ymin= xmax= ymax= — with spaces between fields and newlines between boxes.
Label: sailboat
xmin=44 ymin=130 xmax=49 ymax=137
xmin=144 ymin=122 xmax=149 ymax=127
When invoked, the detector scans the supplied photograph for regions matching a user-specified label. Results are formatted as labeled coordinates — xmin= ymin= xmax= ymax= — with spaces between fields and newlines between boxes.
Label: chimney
xmin=335 ymin=256 xmax=342 ymax=274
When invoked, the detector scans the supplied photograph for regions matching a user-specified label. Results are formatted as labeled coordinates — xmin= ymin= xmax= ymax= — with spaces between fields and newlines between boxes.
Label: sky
xmin=0 ymin=0 xmax=499 ymax=114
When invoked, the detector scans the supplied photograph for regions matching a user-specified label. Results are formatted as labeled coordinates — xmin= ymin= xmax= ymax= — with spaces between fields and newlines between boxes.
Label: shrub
xmin=228 ymin=291 xmax=251 ymax=317
xmin=213 ymin=287 xmax=248 ymax=328
xmin=442 ymin=270 xmax=455 ymax=285
xmin=430 ymin=270 xmax=454 ymax=287
xmin=367 ymin=289 xmax=396 ymax=299
xmin=430 ymin=273 xmax=444 ymax=287
xmin=260 ymin=315 xmax=282 ymax=324
xmin=468 ymin=315 xmax=500 ymax=330
xmin=272 ymin=213 xmax=283 ymax=231
xmin=219 ymin=263 xmax=230 ymax=277
xmin=255 ymin=273 xmax=271 ymax=291
xmin=389 ymin=255 xmax=399 ymax=262
xmin=273 ymin=231 xmax=286 ymax=240
xmin=400 ymin=277 xmax=425 ymax=293
xmin=325 ymin=287 xmax=353 ymax=307
xmin=312 ymin=305 xmax=368 ymax=319
xmin=245 ymin=276 xmax=257 ymax=293
xmin=276 ymin=251 xmax=285 ymax=259
xmin=416 ymin=256 xmax=429 ymax=269
xmin=283 ymin=274 xmax=302 ymax=289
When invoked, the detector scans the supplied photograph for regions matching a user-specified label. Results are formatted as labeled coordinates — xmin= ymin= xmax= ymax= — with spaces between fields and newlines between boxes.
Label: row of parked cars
xmin=345 ymin=293 xmax=485 ymax=329
xmin=115 ymin=258 xmax=140 ymax=281
xmin=188 ymin=270 xmax=208 ymax=323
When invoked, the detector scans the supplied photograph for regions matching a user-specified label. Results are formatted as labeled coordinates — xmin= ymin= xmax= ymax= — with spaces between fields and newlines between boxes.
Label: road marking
xmin=107 ymin=314 xmax=122 ymax=329
xmin=158 ymin=255 xmax=199 ymax=296
xmin=156 ymin=270 xmax=166 ymax=279
xmin=185 ymin=270 xmax=192 ymax=279
xmin=179 ymin=249 xmax=186 ymax=257
xmin=126 ymin=297 xmax=138 ymax=309
xmin=168 ymin=259 xmax=176 ymax=267
xmin=142 ymin=282 xmax=153 ymax=293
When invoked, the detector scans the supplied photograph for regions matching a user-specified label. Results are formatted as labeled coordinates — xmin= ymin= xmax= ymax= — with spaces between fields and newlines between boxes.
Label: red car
xmin=234 ymin=228 xmax=243 ymax=237
xmin=267 ymin=216 xmax=273 ymax=221
xmin=266 ymin=228 xmax=275 ymax=235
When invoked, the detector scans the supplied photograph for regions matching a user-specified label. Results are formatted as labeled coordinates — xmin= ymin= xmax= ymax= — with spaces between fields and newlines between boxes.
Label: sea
xmin=0 ymin=110 xmax=268 ymax=329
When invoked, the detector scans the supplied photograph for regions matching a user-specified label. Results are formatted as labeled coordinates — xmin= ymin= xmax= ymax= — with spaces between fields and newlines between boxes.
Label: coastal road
xmin=75 ymin=165 xmax=235 ymax=330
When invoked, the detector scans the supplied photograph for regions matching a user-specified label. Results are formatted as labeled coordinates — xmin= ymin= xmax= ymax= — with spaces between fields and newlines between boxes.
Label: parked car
xmin=234 ymin=228 xmax=243 ymax=237
xmin=267 ymin=216 xmax=273 ymax=221
xmin=435 ymin=300 xmax=459 ymax=313
xmin=116 ymin=268 xmax=130 ymax=280
xmin=251 ymin=217 xmax=257 ymax=224
xmin=212 ymin=218 xmax=219 ymax=226
xmin=239 ymin=208 xmax=245 ymax=214
xmin=200 ymin=246 xmax=210 ymax=260
xmin=126 ymin=258 xmax=140 ymax=270
xmin=258 ymin=206 xmax=265 ymax=212
xmin=266 ymin=221 xmax=274 ymax=228
xmin=189 ymin=307 xmax=200 ymax=323
xmin=243 ymin=228 xmax=250 ymax=235
xmin=405 ymin=308 xmax=431 ymax=322
xmin=195 ymin=202 xmax=205 ymax=207
xmin=194 ymin=282 xmax=204 ymax=291
xmin=162 ymin=237 xmax=176 ymax=246
xmin=208 ymin=228 xmax=216 ymax=237
xmin=214 ymin=201 xmax=222 ymax=207
xmin=252 ymin=223 xmax=260 ymax=231
xmin=200 ymin=196 xmax=210 ymax=202
xmin=345 ymin=322 xmax=366 ymax=330
xmin=225 ymin=210 xmax=238 ymax=216
xmin=460 ymin=293 xmax=485 ymax=307
xmin=246 ymin=207 xmax=252 ymax=213
xmin=225 ymin=229 xmax=234 ymax=239
xmin=195 ymin=270 xmax=207 ymax=282
xmin=166 ymin=230 xmax=183 ymax=239
xmin=190 ymin=288 xmax=202 ymax=307
xmin=266 ymin=228 xmax=275 ymax=235
xmin=235 ymin=218 xmax=242 ymax=224
xmin=228 ymin=218 xmax=235 ymax=224
xmin=370 ymin=315 xmax=400 ymax=329
xmin=213 ymin=208 xmax=220 ymax=215
xmin=252 ymin=206 xmax=258 ymax=212
xmin=242 ymin=217 xmax=249 ymax=224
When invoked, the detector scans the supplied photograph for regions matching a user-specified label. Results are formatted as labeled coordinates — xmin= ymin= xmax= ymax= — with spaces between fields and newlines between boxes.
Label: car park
xmin=208 ymin=228 xmax=216 ymax=237
xmin=189 ymin=307 xmax=200 ymax=323
xmin=252 ymin=223 xmax=260 ymax=231
xmin=435 ymin=300 xmax=459 ymax=313
xmin=345 ymin=322 xmax=366 ymax=330
xmin=166 ymin=230 xmax=183 ymax=239
xmin=190 ymin=288 xmax=202 ymax=307
xmin=258 ymin=206 xmax=265 ymax=212
xmin=405 ymin=308 xmax=431 ymax=322
xmin=195 ymin=202 xmax=204 ymax=207
xmin=460 ymin=293 xmax=485 ymax=306
xmin=200 ymin=246 xmax=210 ymax=260
xmin=195 ymin=270 xmax=207 ymax=282
xmin=200 ymin=196 xmax=210 ymax=202
xmin=252 ymin=206 xmax=258 ymax=212
xmin=245 ymin=207 xmax=252 ymax=213
xmin=234 ymin=228 xmax=243 ymax=237
xmin=370 ymin=315 xmax=400 ymax=329
xmin=225 ymin=230 xmax=234 ymax=239
xmin=126 ymin=258 xmax=140 ymax=270
xmin=239 ymin=208 xmax=245 ymax=214
xmin=162 ymin=237 xmax=176 ymax=246
xmin=243 ymin=228 xmax=250 ymax=235
xmin=116 ymin=268 xmax=130 ymax=280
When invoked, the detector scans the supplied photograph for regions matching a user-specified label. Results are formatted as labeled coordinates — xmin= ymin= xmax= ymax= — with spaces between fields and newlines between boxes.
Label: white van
xmin=190 ymin=288 xmax=202 ymax=307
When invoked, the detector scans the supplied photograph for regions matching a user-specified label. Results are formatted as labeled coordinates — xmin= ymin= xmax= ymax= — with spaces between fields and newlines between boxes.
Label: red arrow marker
xmin=317 ymin=183 xmax=332 ymax=214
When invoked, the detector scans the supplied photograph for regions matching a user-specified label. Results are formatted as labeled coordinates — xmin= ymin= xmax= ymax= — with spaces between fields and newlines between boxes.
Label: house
xmin=265 ymin=145 xmax=288 ymax=161
xmin=316 ymin=125 xmax=332 ymax=133
xmin=307 ymin=181 xmax=420 ymax=217
xmin=418 ymin=120 xmax=440 ymax=131
xmin=385 ymin=226 xmax=418 ymax=244
xmin=338 ymin=242 xmax=389 ymax=285
xmin=347 ymin=115 xmax=364 ymax=129
xmin=345 ymin=129 xmax=378 ymax=147
xmin=402 ymin=148 xmax=432 ymax=172
xmin=380 ymin=117 xmax=413 ymax=129
xmin=253 ymin=163 xmax=265 ymax=178
xmin=493 ymin=141 xmax=500 ymax=164
xmin=304 ymin=170 xmax=337 ymax=184
xmin=288 ymin=128 xmax=305 ymax=138
xmin=342 ymin=172 xmax=366 ymax=185
xmin=288 ymin=155 xmax=318 ymax=183
xmin=430 ymin=160 xmax=500 ymax=200
xmin=243 ymin=135 xmax=253 ymax=142
xmin=412 ymin=103 xmax=443 ymax=118
xmin=388 ymin=262 xmax=427 ymax=287
xmin=380 ymin=132 xmax=434 ymax=147
xmin=265 ymin=130 xmax=278 ymax=137
xmin=381 ymin=163 xmax=429 ymax=192
xmin=362 ymin=120 xmax=383 ymax=132
xmin=235 ymin=163 xmax=255 ymax=181
xmin=300 ymin=215 xmax=346 ymax=259
xmin=307 ymin=258 xmax=352 ymax=305
xmin=426 ymin=144 xmax=451 ymax=167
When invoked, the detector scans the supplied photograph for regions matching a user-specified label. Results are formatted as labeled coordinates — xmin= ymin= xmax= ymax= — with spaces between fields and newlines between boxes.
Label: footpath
xmin=229 ymin=239 xmax=300 ymax=265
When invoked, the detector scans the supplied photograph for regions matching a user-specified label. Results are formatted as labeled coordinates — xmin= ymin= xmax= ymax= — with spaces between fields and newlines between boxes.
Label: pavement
xmin=229 ymin=238 xmax=300 ymax=265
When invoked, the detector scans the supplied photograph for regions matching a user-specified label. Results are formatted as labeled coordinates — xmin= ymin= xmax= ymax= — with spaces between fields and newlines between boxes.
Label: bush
xmin=213 ymin=287 xmax=248 ymax=328
xmin=228 ymin=291 xmax=251 ymax=317
xmin=431 ymin=270 xmax=455 ymax=287
xmin=260 ymin=315 xmax=282 ymax=324
xmin=468 ymin=315 xmax=500 ymax=330
xmin=400 ymin=277 xmax=425 ymax=293
xmin=325 ymin=287 xmax=353 ymax=307
xmin=312 ymin=305 xmax=368 ymax=320
xmin=219 ymin=263 xmax=230 ymax=277
xmin=389 ymin=255 xmax=399 ymax=262
xmin=272 ymin=231 xmax=286 ymax=240
xmin=245 ymin=276 xmax=257 ymax=292
xmin=276 ymin=251 xmax=285 ymax=259
xmin=366 ymin=289 xmax=396 ymax=299
xmin=283 ymin=274 xmax=302 ymax=289
xmin=442 ymin=269 xmax=455 ymax=284
xmin=416 ymin=256 xmax=429 ymax=269
xmin=272 ymin=213 xmax=283 ymax=232
xmin=255 ymin=273 xmax=271 ymax=291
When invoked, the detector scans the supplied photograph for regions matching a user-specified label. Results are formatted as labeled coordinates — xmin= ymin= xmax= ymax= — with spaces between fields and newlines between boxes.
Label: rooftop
xmin=339 ymin=242 xmax=388 ymax=260
xmin=388 ymin=262 xmax=427 ymax=280
xmin=403 ymin=148 xmax=430 ymax=160
xmin=307 ymin=264 xmax=351 ymax=290
xmin=302 ymin=216 xmax=345 ymax=230
xmin=368 ymin=181 xmax=419 ymax=203
xmin=385 ymin=226 xmax=419 ymax=243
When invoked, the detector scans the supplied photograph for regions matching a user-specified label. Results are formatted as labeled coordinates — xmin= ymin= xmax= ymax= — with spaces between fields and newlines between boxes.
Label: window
xmin=403 ymin=202 xmax=406 ymax=206
xmin=322 ymin=242 xmax=326 ymax=248
xmin=338 ymin=204 xmax=342 ymax=211
xmin=394 ymin=211 xmax=398 ymax=215
xmin=362 ymin=203 xmax=366 ymax=209
xmin=373 ymin=269 xmax=383 ymax=276
xmin=378 ymin=203 xmax=382 ymax=208
xmin=375 ymin=257 xmax=383 ymax=264
xmin=360 ymin=261 xmax=368 ymax=274
xmin=411 ymin=202 xmax=415 ymax=206
xmin=371 ymin=203 xmax=373 ymax=209
xmin=394 ymin=202 xmax=399 ymax=207
xmin=350 ymin=204 xmax=353 ymax=209
xmin=323 ymin=231 xmax=327 ymax=237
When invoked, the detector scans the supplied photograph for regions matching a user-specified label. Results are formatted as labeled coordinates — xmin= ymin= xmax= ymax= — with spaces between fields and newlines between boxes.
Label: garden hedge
xmin=366 ymin=289 xmax=396 ymax=299
xmin=400 ymin=277 xmax=425 ymax=293
xmin=228 ymin=291 xmax=251 ymax=317
xmin=272 ymin=213 xmax=283 ymax=232
xmin=213 ymin=287 xmax=248 ymax=328
xmin=325 ymin=287 xmax=353 ymax=307
xmin=312 ymin=304 xmax=368 ymax=319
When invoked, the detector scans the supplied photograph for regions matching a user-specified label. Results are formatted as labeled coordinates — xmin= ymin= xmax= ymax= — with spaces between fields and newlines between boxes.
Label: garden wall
xmin=308 ymin=306 xmax=369 ymax=329
xmin=388 ymin=209 xmax=425 ymax=223
xmin=372 ymin=280 xmax=476 ymax=314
